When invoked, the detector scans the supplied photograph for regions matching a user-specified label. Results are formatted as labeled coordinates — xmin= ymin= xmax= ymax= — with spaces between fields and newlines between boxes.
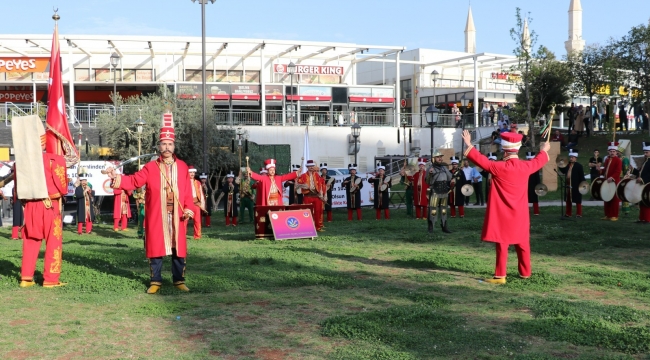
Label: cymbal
xmin=578 ymin=181 xmax=590 ymax=195
xmin=461 ymin=184 xmax=474 ymax=196
xmin=534 ymin=183 xmax=548 ymax=196
xmin=556 ymin=155 xmax=568 ymax=169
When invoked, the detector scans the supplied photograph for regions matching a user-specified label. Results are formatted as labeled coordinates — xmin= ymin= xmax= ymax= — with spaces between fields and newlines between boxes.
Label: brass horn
xmin=556 ymin=155 xmax=569 ymax=169
xmin=534 ymin=183 xmax=548 ymax=196
xmin=578 ymin=180 xmax=590 ymax=195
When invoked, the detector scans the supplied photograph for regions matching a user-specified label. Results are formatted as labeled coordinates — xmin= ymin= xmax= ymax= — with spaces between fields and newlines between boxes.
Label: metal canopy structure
xmin=0 ymin=34 xmax=403 ymax=65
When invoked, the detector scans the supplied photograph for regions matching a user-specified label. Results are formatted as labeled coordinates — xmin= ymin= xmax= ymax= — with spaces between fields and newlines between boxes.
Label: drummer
xmin=559 ymin=149 xmax=586 ymax=218
xmin=630 ymin=142 xmax=650 ymax=223
xmin=601 ymin=142 xmax=623 ymax=221
xmin=526 ymin=152 xmax=541 ymax=216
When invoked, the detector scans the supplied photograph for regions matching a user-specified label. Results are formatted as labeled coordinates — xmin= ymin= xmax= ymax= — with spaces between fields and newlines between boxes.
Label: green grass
xmin=1 ymin=205 xmax=650 ymax=359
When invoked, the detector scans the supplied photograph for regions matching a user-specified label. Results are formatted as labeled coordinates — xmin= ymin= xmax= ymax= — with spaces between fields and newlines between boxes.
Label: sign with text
xmin=269 ymin=209 xmax=318 ymax=240
xmin=0 ymin=91 xmax=45 ymax=102
xmin=274 ymin=64 xmax=344 ymax=75
xmin=283 ymin=174 xmax=372 ymax=208
xmin=66 ymin=161 xmax=117 ymax=197
xmin=0 ymin=57 xmax=49 ymax=72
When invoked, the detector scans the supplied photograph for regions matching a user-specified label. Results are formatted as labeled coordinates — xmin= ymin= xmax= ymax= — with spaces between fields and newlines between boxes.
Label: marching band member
xmin=248 ymin=159 xmax=298 ymax=206
xmin=189 ymin=166 xmax=206 ymax=239
xmin=399 ymin=166 xmax=414 ymax=217
xmin=482 ymin=152 xmax=498 ymax=205
xmin=630 ymin=142 xmax=650 ymax=223
xmin=133 ymin=186 xmax=146 ymax=238
xmin=559 ymin=149 xmax=586 ymax=218
xmin=426 ymin=151 xmax=453 ymax=233
xmin=253 ymin=167 xmax=267 ymax=205
xmin=320 ymin=163 xmax=334 ymax=223
xmin=618 ymin=148 xmax=631 ymax=215
xmin=112 ymin=170 xmax=132 ymax=231
xmin=368 ymin=162 xmax=391 ymax=220
xmin=17 ymin=123 xmax=69 ymax=288
xmin=221 ymin=171 xmax=239 ymax=226
xmin=343 ymin=164 xmax=364 ymax=221
xmin=237 ymin=170 xmax=255 ymax=223
xmin=461 ymin=130 xmax=550 ymax=284
xmin=11 ymin=175 xmax=23 ymax=240
xmin=408 ymin=157 xmax=429 ymax=220
xmin=601 ymin=142 xmax=622 ymax=221
xmin=526 ymin=152 xmax=541 ymax=216
xmin=297 ymin=160 xmax=326 ymax=231
xmin=199 ymin=173 xmax=212 ymax=227
xmin=74 ymin=173 xmax=95 ymax=234
xmin=448 ymin=156 xmax=466 ymax=218
xmin=284 ymin=164 xmax=302 ymax=205
xmin=105 ymin=112 xmax=197 ymax=294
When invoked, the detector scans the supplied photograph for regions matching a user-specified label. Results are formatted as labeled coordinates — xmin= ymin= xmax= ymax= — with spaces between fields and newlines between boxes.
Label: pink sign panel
xmin=268 ymin=209 xmax=318 ymax=240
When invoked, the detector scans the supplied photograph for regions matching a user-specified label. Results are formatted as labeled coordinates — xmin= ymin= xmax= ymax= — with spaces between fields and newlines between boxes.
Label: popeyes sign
xmin=0 ymin=57 xmax=49 ymax=72
xmin=274 ymin=64 xmax=344 ymax=75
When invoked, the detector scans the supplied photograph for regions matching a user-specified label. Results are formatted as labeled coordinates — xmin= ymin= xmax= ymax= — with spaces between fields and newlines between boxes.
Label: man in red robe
xmin=462 ymin=130 xmax=550 ymax=284
xmin=297 ymin=160 xmax=326 ymax=231
xmin=601 ymin=142 xmax=623 ymax=221
xmin=253 ymin=167 xmax=266 ymax=205
xmin=188 ymin=166 xmax=205 ymax=239
xmin=248 ymin=159 xmax=298 ymax=206
xmin=408 ymin=158 xmax=429 ymax=220
xmin=106 ymin=112 xmax=196 ymax=294
xmin=19 ymin=133 xmax=68 ymax=288
xmin=113 ymin=175 xmax=132 ymax=231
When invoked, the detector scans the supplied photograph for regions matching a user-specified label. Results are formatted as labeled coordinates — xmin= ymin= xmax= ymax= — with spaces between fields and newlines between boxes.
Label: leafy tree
xmin=509 ymin=8 xmax=537 ymax=146
xmin=565 ymin=44 xmax=609 ymax=127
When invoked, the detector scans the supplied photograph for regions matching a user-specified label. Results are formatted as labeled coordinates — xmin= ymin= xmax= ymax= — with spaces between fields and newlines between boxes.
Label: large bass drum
xmin=623 ymin=179 xmax=645 ymax=204
xmin=642 ymin=183 xmax=650 ymax=208
xmin=591 ymin=177 xmax=616 ymax=202
xmin=617 ymin=178 xmax=634 ymax=203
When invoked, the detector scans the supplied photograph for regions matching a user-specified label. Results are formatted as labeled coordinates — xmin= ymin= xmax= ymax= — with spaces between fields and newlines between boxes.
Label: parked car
xmin=327 ymin=168 xmax=350 ymax=176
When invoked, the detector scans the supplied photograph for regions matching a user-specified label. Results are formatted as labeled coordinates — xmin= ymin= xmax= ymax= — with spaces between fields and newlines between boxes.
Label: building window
xmin=400 ymin=79 xmax=411 ymax=99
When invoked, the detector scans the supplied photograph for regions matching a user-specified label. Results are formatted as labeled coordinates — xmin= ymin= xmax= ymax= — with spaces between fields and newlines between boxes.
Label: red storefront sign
xmin=274 ymin=64 xmax=343 ymax=75
xmin=231 ymin=85 xmax=260 ymax=100
xmin=0 ymin=91 xmax=43 ymax=102
xmin=349 ymin=96 xmax=395 ymax=103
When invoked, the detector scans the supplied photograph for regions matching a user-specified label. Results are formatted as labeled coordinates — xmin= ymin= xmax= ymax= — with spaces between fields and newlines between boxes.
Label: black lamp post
xmin=460 ymin=94 xmax=469 ymax=160
xmin=191 ymin=0 xmax=216 ymax=176
xmin=351 ymin=123 xmax=361 ymax=165
xmin=288 ymin=61 xmax=296 ymax=125
xmin=425 ymin=105 xmax=439 ymax=160
xmin=110 ymin=52 xmax=120 ymax=119
xmin=134 ymin=114 xmax=146 ymax=168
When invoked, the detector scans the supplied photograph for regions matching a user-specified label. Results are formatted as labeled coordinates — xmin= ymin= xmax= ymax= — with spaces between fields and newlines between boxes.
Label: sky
xmin=1 ymin=0 xmax=649 ymax=57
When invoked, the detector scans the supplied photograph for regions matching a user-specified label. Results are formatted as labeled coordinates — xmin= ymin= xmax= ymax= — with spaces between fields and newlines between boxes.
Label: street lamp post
xmin=351 ymin=123 xmax=361 ymax=166
xmin=425 ymin=105 xmax=439 ymax=161
xmin=134 ymin=114 xmax=146 ymax=168
xmin=288 ymin=61 xmax=296 ymax=126
xmin=460 ymin=95 xmax=469 ymax=160
xmin=110 ymin=52 xmax=120 ymax=120
xmin=192 ymin=0 xmax=216 ymax=176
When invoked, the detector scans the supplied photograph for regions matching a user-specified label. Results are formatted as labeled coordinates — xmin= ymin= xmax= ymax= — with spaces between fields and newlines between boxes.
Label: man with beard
xmin=448 ymin=156 xmax=467 ymax=218
xmin=248 ymin=159 xmax=298 ymax=206
xmin=559 ymin=149 xmax=586 ymax=218
xmin=106 ymin=112 xmax=197 ymax=294
xmin=221 ymin=171 xmax=239 ymax=226
xmin=74 ymin=173 xmax=95 ymax=234
xmin=526 ymin=152 xmax=541 ymax=216
xmin=199 ymin=173 xmax=212 ymax=227
xmin=368 ymin=163 xmax=391 ymax=220
xmin=588 ymin=149 xmax=602 ymax=200
xmin=188 ymin=166 xmax=206 ymax=239
xmin=601 ymin=142 xmax=622 ymax=221
xmin=237 ymin=170 xmax=255 ymax=223
xmin=406 ymin=158 xmax=429 ymax=220
xmin=426 ymin=151 xmax=453 ymax=234
xmin=297 ymin=160 xmax=326 ymax=231
xmin=342 ymin=164 xmax=364 ymax=221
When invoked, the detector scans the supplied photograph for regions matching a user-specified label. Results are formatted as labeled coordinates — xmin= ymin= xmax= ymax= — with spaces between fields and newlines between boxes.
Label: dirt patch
xmin=346 ymin=306 xmax=364 ymax=312
xmin=4 ymin=350 xmax=39 ymax=360
xmin=9 ymin=319 xmax=30 ymax=326
xmin=256 ymin=348 xmax=289 ymax=360
xmin=56 ymin=351 xmax=84 ymax=360
xmin=252 ymin=300 xmax=271 ymax=307
xmin=235 ymin=315 xmax=257 ymax=322
xmin=186 ymin=332 xmax=205 ymax=341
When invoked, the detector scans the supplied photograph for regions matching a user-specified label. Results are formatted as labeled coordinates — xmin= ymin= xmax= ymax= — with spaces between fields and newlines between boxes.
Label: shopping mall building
xmin=1 ymin=3 xmax=577 ymax=171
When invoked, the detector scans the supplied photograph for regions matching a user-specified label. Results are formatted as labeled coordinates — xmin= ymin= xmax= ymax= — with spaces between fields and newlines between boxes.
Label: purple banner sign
xmin=269 ymin=209 xmax=318 ymax=240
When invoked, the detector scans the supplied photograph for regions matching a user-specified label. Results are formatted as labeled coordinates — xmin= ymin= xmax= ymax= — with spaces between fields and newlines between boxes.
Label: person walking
xmin=105 ymin=112 xmax=197 ymax=294
xmin=461 ymin=130 xmax=550 ymax=284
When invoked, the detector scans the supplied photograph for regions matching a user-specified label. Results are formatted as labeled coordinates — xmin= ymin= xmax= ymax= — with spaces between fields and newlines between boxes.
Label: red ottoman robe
xmin=466 ymin=147 xmax=549 ymax=245
xmin=112 ymin=156 xmax=197 ymax=258
xmin=250 ymin=171 xmax=297 ymax=206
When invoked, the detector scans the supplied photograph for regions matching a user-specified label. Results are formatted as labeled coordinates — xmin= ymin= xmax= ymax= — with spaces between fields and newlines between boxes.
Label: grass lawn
xmin=1 ymin=205 xmax=650 ymax=359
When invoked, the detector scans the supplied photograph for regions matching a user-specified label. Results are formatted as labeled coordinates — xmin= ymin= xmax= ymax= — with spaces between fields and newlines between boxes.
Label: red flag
xmin=45 ymin=21 xmax=79 ymax=167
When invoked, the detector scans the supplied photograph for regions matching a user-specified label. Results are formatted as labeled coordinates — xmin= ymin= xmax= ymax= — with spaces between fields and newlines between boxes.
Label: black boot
xmin=428 ymin=220 xmax=433 ymax=234
xmin=441 ymin=221 xmax=452 ymax=233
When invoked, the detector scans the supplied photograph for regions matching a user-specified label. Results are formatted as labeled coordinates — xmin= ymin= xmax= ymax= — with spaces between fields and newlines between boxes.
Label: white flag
xmin=301 ymin=126 xmax=310 ymax=174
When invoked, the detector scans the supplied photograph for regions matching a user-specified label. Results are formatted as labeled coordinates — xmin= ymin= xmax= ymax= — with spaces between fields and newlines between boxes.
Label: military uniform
xmin=238 ymin=174 xmax=255 ymax=223
xmin=343 ymin=163 xmax=363 ymax=220
xmin=448 ymin=156 xmax=466 ymax=218
xmin=559 ymin=149 xmax=586 ymax=217
xmin=320 ymin=164 xmax=334 ymax=222
xmin=426 ymin=152 xmax=453 ymax=233
xmin=369 ymin=162 xmax=391 ymax=220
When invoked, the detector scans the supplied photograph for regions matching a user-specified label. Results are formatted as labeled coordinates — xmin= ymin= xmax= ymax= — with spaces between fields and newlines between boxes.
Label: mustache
xmin=161 ymin=150 xmax=173 ymax=153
